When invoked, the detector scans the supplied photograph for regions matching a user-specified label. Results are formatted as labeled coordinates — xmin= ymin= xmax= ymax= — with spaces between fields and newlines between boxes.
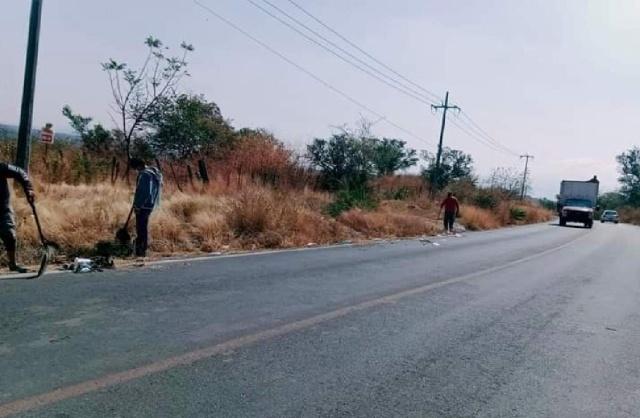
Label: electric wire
xmin=448 ymin=117 xmax=518 ymax=157
xmin=285 ymin=0 xmax=443 ymax=103
xmin=245 ymin=0 xmax=436 ymax=106
xmin=457 ymin=110 xmax=520 ymax=156
xmin=193 ymin=0 xmax=436 ymax=148
xmin=196 ymin=0 xmax=521 ymax=158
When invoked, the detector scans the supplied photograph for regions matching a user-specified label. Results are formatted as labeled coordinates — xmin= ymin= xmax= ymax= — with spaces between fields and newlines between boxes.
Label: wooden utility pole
xmin=16 ymin=0 xmax=44 ymax=171
xmin=430 ymin=91 xmax=460 ymax=190
xmin=520 ymin=154 xmax=534 ymax=199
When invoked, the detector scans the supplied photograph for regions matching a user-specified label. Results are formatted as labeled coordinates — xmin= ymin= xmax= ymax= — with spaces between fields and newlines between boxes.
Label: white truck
xmin=557 ymin=179 xmax=599 ymax=228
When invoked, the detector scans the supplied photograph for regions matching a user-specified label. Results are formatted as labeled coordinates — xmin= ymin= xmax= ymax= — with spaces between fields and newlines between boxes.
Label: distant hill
xmin=0 ymin=123 xmax=80 ymax=142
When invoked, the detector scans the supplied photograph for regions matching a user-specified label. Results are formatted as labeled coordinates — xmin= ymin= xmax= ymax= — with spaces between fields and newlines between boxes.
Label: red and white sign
xmin=40 ymin=125 xmax=55 ymax=144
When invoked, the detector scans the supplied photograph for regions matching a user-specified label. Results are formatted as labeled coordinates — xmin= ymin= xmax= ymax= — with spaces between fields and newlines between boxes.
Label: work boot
xmin=9 ymin=264 xmax=29 ymax=274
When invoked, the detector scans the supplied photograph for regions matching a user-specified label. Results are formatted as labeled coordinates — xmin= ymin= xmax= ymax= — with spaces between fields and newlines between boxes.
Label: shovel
xmin=28 ymin=200 xmax=60 ymax=279
xmin=115 ymin=205 xmax=135 ymax=245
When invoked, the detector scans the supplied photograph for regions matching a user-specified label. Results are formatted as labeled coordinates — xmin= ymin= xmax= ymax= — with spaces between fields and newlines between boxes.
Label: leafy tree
xmin=598 ymin=191 xmax=626 ymax=210
xmin=538 ymin=198 xmax=557 ymax=211
xmin=62 ymin=105 xmax=117 ymax=153
xmin=306 ymin=134 xmax=375 ymax=190
xmin=102 ymin=36 xmax=194 ymax=160
xmin=616 ymin=147 xmax=640 ymax=206
xmin=421 ymin=147 xmax=474 ymax=190
xmin=370 ymin=138 xmax=418 ymax=176
xmin=148 ymin=94 xmax=234 ymax=160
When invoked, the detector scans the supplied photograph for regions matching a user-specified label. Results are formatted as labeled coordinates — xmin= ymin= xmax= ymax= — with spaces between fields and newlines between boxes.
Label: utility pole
xmin=520 ymin=154 xmax=534 ymax=200
xmin=16 ymin=0 xmax=44 ymax=171
xmin=430 ymin=91 xmax=460 ymax=191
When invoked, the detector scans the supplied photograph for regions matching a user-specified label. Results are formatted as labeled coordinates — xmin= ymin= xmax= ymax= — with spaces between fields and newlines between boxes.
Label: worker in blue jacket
xmin=129 ymin=158 xmax=162 ymax=257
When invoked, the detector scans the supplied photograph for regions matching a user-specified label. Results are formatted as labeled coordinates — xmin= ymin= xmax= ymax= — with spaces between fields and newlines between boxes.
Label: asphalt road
xmin=1 ymin=222 xmax=639 ymax=417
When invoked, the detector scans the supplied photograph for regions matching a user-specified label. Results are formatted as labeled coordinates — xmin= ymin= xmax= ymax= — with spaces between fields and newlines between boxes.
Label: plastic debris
xmin=73 ymin=258 xmax=93 ymax=273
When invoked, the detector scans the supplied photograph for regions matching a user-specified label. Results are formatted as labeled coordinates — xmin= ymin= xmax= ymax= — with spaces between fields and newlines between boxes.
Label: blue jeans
xmin=135 ymin=209 xmax=153 ymax=257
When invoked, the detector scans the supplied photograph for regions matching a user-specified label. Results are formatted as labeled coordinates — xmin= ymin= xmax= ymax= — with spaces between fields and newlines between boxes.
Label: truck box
xmin=559 ymin=181 xmax=599 ymax=206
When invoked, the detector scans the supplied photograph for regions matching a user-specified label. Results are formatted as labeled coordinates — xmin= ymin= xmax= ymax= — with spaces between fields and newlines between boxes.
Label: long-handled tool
xmin=27 ymin=200 xmax=60 ymax=279
xmin=115 ymin=205 xmax=135 ymax=245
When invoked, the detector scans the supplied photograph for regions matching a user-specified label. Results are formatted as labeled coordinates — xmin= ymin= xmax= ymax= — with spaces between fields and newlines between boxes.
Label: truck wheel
xmin=586 ymin=222 xmax=593 ymax=229
xmin=559 ymin=217 xmax=566 ymax=226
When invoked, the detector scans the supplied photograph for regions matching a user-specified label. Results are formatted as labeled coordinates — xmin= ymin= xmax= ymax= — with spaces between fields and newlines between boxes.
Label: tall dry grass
xmin=2 ymin=163 xmax=551 ymax=267
xmin=618 ymin=207 xmax=640 ymax=225
xmin=459 ymin=206 xmax=502 ymax=230
xmin=9 ymin=181 xmax=349 ymax=264
xmin=461 ymin=201 xmax=553 ymax=231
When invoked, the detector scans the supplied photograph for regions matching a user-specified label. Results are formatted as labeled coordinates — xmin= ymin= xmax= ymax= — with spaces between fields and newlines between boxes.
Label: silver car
xmin=601 ymin=210 xmax=619 ymax=223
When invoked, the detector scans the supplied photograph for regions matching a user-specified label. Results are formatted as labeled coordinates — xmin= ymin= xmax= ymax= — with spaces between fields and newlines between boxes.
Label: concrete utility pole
xmin=16 ymin=0 xmax=44 ymax=171
xmin=431 ymin=91 xmax=460 ymax=190
xmin=520 ymin=154 xmax=534 ymax=200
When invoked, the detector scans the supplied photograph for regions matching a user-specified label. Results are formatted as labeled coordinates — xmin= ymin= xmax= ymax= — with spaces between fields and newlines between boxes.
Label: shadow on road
xmin=548 ymin=222 xmax=592 ymax=229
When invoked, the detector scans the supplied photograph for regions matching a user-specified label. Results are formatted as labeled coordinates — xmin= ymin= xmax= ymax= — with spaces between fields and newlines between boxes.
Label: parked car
xmin=601 ymin=210 xmax=619 ymax=223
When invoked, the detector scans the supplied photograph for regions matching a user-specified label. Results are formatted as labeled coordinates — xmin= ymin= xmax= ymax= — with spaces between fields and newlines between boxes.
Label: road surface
xmin=1 ymin=222 xmax=639 ymax=417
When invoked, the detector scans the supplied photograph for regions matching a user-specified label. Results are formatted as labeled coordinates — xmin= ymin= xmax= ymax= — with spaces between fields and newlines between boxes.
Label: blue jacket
xmin=133 ymin=167 xmax=162 ymax=210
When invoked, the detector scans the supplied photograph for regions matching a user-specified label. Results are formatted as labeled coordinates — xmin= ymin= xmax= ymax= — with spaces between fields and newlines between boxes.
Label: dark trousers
xmin=443 ymin=211 xmax=456 ymax=232
xmin=0 ymin=208 xmax=16 ymax=252
xmin=135 ymin=209 xmax=153 ymax=257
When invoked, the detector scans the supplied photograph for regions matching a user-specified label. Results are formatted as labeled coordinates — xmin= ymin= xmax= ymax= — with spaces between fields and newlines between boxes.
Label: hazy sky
xmin=2 ymin=0 xmax=639 ymax=197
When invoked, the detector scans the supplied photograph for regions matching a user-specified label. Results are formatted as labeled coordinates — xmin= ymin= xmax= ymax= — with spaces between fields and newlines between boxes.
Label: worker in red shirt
xmin=439 ymin=192 xmax=460 ymax=234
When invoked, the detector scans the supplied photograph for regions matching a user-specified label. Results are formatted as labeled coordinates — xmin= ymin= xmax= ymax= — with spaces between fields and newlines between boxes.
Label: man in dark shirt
xmin=130 ymin=158 xmax=162 ymax=257
xmin=0 ymin=163 xmax=35 ymax=272
xmin=439 ymin=192 xmax=460 ymax=234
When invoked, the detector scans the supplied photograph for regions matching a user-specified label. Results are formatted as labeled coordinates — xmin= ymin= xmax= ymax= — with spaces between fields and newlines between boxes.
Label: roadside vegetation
xmin=596 ymin=147 xmax=640 ymax=225
xmin=1 ymin=37 xmax=552 ymax=265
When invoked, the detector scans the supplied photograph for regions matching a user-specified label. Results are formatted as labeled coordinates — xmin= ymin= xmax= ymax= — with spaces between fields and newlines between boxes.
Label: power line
xmin=450 ymin=116 xmax=516 ymax=156
xmin=260 ymin=0 xmax=438 ymax=105
xmin=193 ymin=0 xmax=435 ymax=148
xmin=459 ymin=112 xmax=519 ymax=156
xmin=285 ymin=0 xmax=443 ymax=104
xmin=446 ymin=112 xmax=519 ymax=156
xmin=457 ymin=110 xmax=520 ymax=156
xmin=274 ymin=0 xmax=523 ymax=160
xmin=244 ymin=0 xmax=436 ymax=107
xmin=196 ymin=0 xmax=523 ymax=161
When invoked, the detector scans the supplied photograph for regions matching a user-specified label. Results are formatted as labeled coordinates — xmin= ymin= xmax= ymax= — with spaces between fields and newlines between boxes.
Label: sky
xmin=2 ymin=0 xmax=639 ymax=198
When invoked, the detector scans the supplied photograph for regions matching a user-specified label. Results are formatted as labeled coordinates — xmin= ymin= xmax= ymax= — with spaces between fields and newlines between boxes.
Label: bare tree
xmin=102 ymin=36 xmax=194 ymax=162
xmin=486 ymin=167 xmax=523 ymax=198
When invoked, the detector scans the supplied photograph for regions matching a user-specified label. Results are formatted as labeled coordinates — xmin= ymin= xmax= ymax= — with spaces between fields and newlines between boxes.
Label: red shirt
xmin=440 ymin=196 xmax=459 ymax=213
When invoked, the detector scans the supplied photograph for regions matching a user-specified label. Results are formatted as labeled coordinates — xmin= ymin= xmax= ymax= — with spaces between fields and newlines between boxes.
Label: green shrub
xmin=510 ymin=207 xmax=526 ymax=221
xmin=474 ymin=190 xmax=499 ymax=209
xmin=382 ymin=186 xmax=411 ymax=201
xmin=327 ymin=187 xmax=377 ymax=217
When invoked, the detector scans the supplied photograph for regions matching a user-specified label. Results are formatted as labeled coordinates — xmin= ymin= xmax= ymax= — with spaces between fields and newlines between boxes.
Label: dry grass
xmin=618 ymin=207 xmax=640 ymax=225
xmin=5 ymin=178 xmax=553 ymax=266
xmin=522 ymin=204 xmax=554 ymax=224
xmin=460 ymin=206 xmax=502 ymax=231
xmin=461 ymin=201 xmax=553 ymax=231
xmin=339 ymin=210 xmax=438 ymax=237
xmin=9 ymin=181 xmax=346 ymax=264
xmin=372 ymin=175 xmax=426 ymax=200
